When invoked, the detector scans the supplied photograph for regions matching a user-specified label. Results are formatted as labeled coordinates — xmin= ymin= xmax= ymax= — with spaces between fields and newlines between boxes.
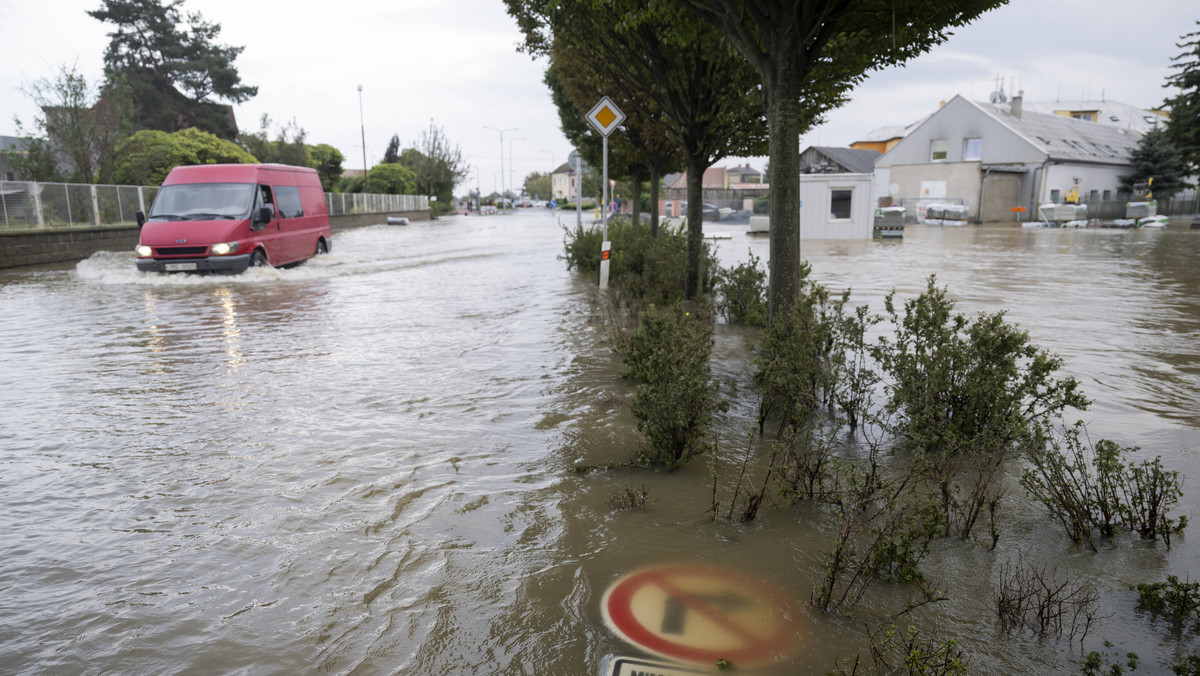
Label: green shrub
xmin=1134 ymin=576 xmax=1200 ymax=633
xmin=715 ymin=251 xmax=768 ymax=326
xmin=1022 ymin=423 xmax=1187 ymax=550
xmin=753 ymin=263 xmax=832 ymax=436
xmin=622 ymin=304 xmax=722 ymax=469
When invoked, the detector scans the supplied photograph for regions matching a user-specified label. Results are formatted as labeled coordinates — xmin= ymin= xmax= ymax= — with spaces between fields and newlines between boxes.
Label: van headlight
xmin=135 ymin=245 xmax=152 ymax=258
xmin=211 ymin=242 xmax=239 ymax=255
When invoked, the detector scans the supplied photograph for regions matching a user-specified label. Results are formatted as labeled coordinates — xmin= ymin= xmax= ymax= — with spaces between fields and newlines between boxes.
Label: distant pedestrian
xmin=615 ymin=194 xmax=623 ymax=213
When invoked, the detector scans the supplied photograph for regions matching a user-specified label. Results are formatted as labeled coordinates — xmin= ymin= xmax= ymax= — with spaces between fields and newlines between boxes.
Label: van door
xmin=274 ymin=184 xmax=307 ymax=262
xmin=253 ymin=184 xmax=285 ymax=263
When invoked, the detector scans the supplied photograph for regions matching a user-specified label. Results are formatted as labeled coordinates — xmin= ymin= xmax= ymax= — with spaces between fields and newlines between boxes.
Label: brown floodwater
xmin=1 ymin=213 xmax=1197 ymax=674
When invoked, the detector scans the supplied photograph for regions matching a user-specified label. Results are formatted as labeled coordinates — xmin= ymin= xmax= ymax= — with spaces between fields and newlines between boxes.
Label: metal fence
xmin=0 ymin=180 xmax=429 ymax=231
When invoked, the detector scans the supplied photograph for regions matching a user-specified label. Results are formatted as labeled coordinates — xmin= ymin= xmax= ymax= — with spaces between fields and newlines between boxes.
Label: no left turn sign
xmin=601 ymin=563 xmax=802 ymax=668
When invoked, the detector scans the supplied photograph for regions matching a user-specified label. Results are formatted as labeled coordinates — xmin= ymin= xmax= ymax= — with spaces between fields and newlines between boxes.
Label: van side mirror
xmin=251 ymin=206 xmax=271 ymax=231
xmin=135 ymin=210 xmax=146 ymax=227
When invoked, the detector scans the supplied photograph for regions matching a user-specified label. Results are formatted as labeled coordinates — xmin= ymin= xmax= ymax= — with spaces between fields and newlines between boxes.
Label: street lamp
xmin=509 ymin=136 xmax=525 ymax=206
xmin=483 ymin=126 xmax=517 ymax=212
xmin=358 ymin=84 xmax=369 ymax=193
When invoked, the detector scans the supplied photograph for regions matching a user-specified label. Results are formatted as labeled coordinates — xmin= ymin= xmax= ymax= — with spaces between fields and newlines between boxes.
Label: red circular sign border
xmin=602 ymin=563 xmax=799 ymax=666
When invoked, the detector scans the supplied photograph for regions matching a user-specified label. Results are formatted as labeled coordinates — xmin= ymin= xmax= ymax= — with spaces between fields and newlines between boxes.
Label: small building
xmin=797 ymin=173 xmax=876 ymax=239
xmin=550 ymin=161 xmax=591 ymax=201
xmin=873 ymin=93 xmax=1147 ymax=222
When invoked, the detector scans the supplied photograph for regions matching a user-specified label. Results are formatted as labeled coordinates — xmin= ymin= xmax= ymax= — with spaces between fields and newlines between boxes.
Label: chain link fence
xmin=1 ymin=180 xmax=428 ymax=231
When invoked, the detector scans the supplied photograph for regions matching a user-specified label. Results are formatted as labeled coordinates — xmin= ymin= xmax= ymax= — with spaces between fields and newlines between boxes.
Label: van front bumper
xmin=137 ymin=254 xmax=253 ymax=274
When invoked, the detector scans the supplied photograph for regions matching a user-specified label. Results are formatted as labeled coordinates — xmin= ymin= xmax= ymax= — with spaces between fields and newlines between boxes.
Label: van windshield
xmin=148 ymin=183 xmax=256 ymax=221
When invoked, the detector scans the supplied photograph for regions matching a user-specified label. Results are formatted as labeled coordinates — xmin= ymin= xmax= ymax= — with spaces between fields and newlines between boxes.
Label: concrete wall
xmin=0 ymin=210 xmax=431 ymax=270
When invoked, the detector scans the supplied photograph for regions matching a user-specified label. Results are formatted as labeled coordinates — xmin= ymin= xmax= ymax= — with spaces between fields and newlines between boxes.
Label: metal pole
xmin=599 ymin=135 xmax=610 ymax=289
xmin=358 ymin=85 xmax=369 ymax=193
xmin=509 ymin=137 xmax=525 ymax=206
xmin=575 ymin=153 xmax=582 ymax=228
xmin=483 ymin=126 xmax=517 ymax=213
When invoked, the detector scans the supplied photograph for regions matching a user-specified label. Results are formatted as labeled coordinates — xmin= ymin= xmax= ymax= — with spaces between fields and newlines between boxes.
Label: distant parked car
xmin=681 ymin=201 xmax=721 ymax=222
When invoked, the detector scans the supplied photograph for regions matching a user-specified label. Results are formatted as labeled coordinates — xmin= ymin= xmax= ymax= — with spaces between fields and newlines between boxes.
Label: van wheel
xmin=250 ymin=249 xmax=269 ymax=268
xmin=316 ymin=239 xmax=328 ymax=255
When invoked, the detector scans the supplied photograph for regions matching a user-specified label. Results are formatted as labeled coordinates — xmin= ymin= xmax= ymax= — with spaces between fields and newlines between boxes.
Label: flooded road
xmin=2 ymin=212 xmax=1198 ymax=673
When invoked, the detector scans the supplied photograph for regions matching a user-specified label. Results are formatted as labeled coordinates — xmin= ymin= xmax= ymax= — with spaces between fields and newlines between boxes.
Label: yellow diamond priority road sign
xmin=587 ymin=96 xmax=625 ymax=137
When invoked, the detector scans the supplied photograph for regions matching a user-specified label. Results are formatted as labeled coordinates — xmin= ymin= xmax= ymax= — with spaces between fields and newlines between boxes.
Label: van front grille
xmin=156 ymin=246 xmax=209 ymax=256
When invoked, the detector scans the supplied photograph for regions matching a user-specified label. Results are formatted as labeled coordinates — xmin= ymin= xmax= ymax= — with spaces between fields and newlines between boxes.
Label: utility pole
xmin=483 ymin=126 xmax=517 ymax=213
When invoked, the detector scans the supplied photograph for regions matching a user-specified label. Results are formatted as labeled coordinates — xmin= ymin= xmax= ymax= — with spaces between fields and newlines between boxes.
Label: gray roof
xmin=0 ymin=135 xmax=26 ymax=152
xmin=1018 ymin=99 xmax=1167 ymax=135
xmin=809 ymin=146 xmax=880 ymax=174
xmin=972 ymin=98 xmax=1143 ymax=165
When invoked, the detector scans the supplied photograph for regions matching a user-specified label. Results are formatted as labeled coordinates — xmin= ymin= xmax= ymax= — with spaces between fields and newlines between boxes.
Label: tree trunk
xmin=628 ymin=164 xmax=643 ymax=231
xmin=685 ymin=154 xmax=707 ymax=299
xmin=766 ymin=76 xmax=802 ymax=320
xmin=649 ymin=162 xmax=661 ymax=238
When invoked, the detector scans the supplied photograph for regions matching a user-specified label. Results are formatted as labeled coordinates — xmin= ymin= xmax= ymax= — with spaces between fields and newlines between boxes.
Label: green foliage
xmin=1119 ymin=127 xmax=1190 ymax=202
xmin=399 ymin=122 xmax=469 ymax=214
xmin=1134 ymin=576 xmax=1200 ymax=634
xmin=1080 ymin=645 xmax=1140 ymax=675
xmin=110 ymin=127 xmax=257 ymax=186
xmin=874 ymin=276 xmax=1089 ymax=538
xmin=309 ymin=144 xmax=344 ymax=192
xmin=365 ymin=163 xmax=418 ymax=195
xmin=832 ymin=623 xmax=967 ymax=676
xmin=238 ymin=115 xmax=311 ymax=167
xmin=753 ymin=263 xmax=833 ymax=436
xmin=563 ymin=217 xmax=715 ymax=308
xmin=1164 ymin=23 xmax=1200 ymax=174
xmin=1022 ymin=423 xmax=1187 ymax=550
xmin=523 ymin=171 xmax=552 ymax=200
xmin=89 ymin=0 xmax=256 ymax=139
xmin=1171 ymin=652 xmax=1200 ymax=675
xmin=715 ymin=251 xmax=768 ymax=326
xmin=621 ymin=304 xmax=721 ymax=469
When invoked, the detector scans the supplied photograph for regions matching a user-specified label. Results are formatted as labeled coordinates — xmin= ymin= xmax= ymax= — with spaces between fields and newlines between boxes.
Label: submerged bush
xmin=715 ymin=251 xmax=768 ymax=326
xmin=622 ymin=304 xmax=722 ymax=469
xmin=562 ymin=217 xmax=715 ymax=308
xmin=1022 ymin=423 xmax=1187 ymax=550
xmin=1134 ymin=576 xmax=1200 ymax=634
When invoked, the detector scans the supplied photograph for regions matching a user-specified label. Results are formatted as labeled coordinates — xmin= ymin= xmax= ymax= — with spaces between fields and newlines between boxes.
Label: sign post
xmin=586 ymin=96 xmax=624 ymax=289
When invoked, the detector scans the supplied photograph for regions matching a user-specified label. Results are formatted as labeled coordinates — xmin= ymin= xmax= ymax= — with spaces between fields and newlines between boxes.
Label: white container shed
xmin=798 ymin=173 xmax=875 ymax=239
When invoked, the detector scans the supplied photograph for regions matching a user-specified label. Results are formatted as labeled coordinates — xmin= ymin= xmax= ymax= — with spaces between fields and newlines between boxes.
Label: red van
xmin=135 ymin=163 xmax=332 ymax=273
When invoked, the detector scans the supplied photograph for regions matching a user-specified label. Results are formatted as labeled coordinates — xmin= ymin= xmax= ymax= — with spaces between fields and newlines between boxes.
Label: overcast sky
xmin=2 ymin=0 xmax=1196 ymax=195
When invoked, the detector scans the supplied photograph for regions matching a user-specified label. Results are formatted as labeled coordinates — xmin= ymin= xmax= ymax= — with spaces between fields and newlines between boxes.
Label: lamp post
xmin=509 ymin=136 xmax=525 ymax=206
xmin=358 ymin=84 xmax=369 ymax=193
xmin=483 ymin=126 xmax=517 ymax=212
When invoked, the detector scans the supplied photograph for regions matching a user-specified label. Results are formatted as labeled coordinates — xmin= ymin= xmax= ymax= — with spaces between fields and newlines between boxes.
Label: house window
xmin=830 ymin=188 xmax=853 ymax=220
xmin=3 ymin=172 xmax=12 ymax=181
xmin=1050 ymin=189 xmax=1061 ymax=203
xmin=1103 ymin=190 xmax=1111 ymax=200
xmin=930 ymin=139 xmax=948 ymax=161
xmin=963 ymin=138 xmax=982 ymax=161
xmin=1089 ymin=190 xmax=1099 ymax=201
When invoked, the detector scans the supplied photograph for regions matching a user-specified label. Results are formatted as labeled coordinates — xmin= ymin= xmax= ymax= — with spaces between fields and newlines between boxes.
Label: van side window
xmin=275 ymin=186 xmax=304 ymax=218
xmin=258 ymin=185 xmax=276 ymax=218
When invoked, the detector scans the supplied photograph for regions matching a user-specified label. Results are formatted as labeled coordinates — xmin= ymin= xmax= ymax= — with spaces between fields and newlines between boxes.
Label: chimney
xmin=1011 ymin=90 xmax=1024 ymax=120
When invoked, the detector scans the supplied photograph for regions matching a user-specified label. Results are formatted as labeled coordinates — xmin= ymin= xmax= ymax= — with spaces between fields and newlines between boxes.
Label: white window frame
xmin=963 ymin=138 xmax=982 ymax=161
xmin=830 ymin=187 xmax=853 ymax=221
xmin=930 ymin=139 xmax=948 ymax=162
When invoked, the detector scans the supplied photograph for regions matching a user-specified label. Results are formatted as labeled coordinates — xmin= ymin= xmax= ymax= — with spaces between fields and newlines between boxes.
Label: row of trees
xmin=506 ymin=0 xmax=1008 ymax=317
xmin=510 ymin=4 xmax=1200 ymax=316
xmin=7 ymin=0 xmax=466 ymax=209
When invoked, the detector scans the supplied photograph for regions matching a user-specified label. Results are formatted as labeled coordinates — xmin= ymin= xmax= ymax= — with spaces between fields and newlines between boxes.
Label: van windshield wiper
xmin=185 ymin=212 xmax=238 ymax=220
xmin=148 ymin=214 xmax=184 ymax=221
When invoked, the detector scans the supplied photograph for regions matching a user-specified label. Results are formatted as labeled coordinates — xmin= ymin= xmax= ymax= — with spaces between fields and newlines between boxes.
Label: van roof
xmin=163 ymin=163 xmax=320 ymax=186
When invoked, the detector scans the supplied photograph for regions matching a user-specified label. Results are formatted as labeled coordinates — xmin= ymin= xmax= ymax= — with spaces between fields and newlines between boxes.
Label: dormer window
xmin=1110 ymin=116 xmax=1120 ymax=122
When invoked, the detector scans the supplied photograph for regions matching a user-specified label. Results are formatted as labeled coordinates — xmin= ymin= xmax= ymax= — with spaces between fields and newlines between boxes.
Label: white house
xmin=873 ymin=93 xmax=1147 ymax=222
xmin=752 ymin=173 xmax=875 ymax=239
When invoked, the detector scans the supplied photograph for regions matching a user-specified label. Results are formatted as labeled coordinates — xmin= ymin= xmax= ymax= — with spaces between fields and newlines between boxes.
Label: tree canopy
xmin=15 ymin=63 xmax=131 ymax=183
xmin=672 ymin=0 xmax=1007 ymax=317
xmin=1120 ymin=127 xmax=1189 ymax=203
xmin=1164 ymin=22 xmax=1200 ymax=175
xmin=89 ymin=0 xmax=257 ymax=139
xmin=398 ymin=122 xmax=469 ymax=213
xmin=110 ymin=127 xmax=257 ymax=186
